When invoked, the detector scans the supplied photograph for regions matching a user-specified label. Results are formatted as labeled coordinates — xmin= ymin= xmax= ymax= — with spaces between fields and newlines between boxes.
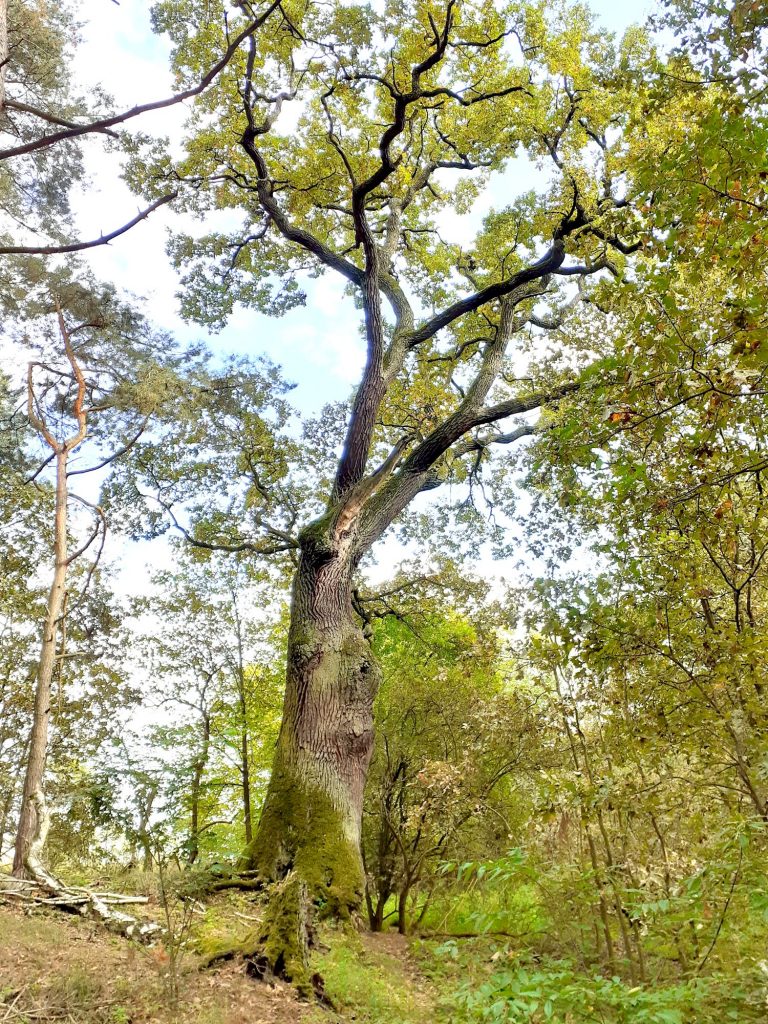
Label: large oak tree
xmin=142 ymin=0 xmax=648 ymax=965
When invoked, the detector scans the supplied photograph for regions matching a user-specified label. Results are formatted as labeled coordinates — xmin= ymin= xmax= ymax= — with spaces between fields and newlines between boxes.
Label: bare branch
xmin=67 ymin=418 xmax=150 ymax=477
xmin=4 ymin=99 xmax=119 ymax=137
xmin=0 ymin=2 xmax=282 ymax=162
xmin=0 ymin=193 xmax=177 ymax=255
xmin=65 ymin=494 xmax=106 ymax=566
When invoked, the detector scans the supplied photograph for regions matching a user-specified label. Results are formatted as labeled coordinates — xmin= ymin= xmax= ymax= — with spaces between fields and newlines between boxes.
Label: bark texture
xmin=13 ymin=451 xmax=68 ymax=876
xmin=15 ymin=307 xmax=89 ymax=876
xmin=239 ymin=516 xmax=380 ymax=917
xmin=0 ymin=0 xmax=7 ymax=116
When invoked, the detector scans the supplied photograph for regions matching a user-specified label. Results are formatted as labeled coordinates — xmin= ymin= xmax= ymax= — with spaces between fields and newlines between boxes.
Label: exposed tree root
xmin=201 ymin=872 xmax=330 ymax=1003
xmin=1 ymin=790 xmax=162 ymax=942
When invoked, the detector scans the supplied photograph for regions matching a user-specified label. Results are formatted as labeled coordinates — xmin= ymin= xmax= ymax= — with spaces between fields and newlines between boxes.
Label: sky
xmin=69 ymin=0 xmax=653 ymax=412
xmin=14 ymin=0 xmax=654 ymax=598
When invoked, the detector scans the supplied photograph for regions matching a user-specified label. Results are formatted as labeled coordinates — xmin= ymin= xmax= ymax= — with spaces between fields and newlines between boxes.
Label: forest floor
xmin=0 ymin=894 xmax=444 ymax=1024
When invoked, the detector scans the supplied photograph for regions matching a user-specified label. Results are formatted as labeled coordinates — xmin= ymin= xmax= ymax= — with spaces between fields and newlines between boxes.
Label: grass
xmin=0 ymin=893 xmax=442 ymax=1024
xmin=0 ymin=899 xmax=306 ymax=1023
xmin=306 ymin=929 xmax=437 ymax=1024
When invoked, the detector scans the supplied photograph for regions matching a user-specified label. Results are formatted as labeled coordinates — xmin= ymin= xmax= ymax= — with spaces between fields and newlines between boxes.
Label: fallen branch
xmin=0 ymin=789 xmax=161 ymax=942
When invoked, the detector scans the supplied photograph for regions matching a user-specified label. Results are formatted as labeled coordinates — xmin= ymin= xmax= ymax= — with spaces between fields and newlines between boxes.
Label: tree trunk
xmin=0 ymin=785 xmax=14 ymax=859
xmin=188 ymin=711 xmax=211 ymax=865
xmin=0 ymin=0 xmax=7 ymax=116
xmin=241 ymin=725 xmax=253 ymax=845
xmin=136 ymin=783 xmax=157 ymax=872
xmin=237 ymin=666 xmax=253 ymax=845
xmin=397 ymin=886 xmax=409 ymax=935
xmin=13 ymin=450 xmax=68 ymax=877
xmin=141 ymin=837 xmax=153 ymax=873
xmin=231 ymin=592 xmax=254 ymax=845
xmin=239 ymin=526 xmax=380 ymax=919
xmin=369 ymin=893 xmax=387 ymax=932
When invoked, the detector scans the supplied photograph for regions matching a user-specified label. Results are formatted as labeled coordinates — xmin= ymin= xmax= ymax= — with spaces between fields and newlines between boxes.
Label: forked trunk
xmin=15 ymin=311 xmax=89 ymax=876
xmin=239 ymin=526 xmax=380 ymax=918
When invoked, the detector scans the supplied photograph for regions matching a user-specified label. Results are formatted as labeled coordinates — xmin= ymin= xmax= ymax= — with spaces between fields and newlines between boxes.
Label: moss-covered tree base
xmin=237 ymin=762 xmax=366 ymax=920
xmin=201 ymin=765 xmax=366 ymax=998
xmin=199 ymin=873 xmax=321 ymax=999
xmin=258 ymin=872 xmax=313 ymax=994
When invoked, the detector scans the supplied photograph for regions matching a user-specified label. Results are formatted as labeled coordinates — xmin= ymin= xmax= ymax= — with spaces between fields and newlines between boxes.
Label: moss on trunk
xmin=238 ymin=759 xmax=365 ymax=919
xmin=259 ymin=872 xmax=312 ymax=994
xmin=230 ymin=531 xmax=379 ymax=992
xmin=199 ymin=874 xmax=314 ymax=997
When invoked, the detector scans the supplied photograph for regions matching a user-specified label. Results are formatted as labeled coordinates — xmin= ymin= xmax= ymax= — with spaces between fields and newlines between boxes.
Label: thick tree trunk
xmin=13 ymin=451 xmax=68 ymax=877
xmin=239 ymin=526 xmax=380 ymax=919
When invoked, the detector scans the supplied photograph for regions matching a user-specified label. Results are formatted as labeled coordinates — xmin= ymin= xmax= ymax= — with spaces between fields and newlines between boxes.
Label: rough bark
xmin=0 ymin=0 xmax=7 ymax=116
xmin=239 ymin=517 xmax=380 ymax=921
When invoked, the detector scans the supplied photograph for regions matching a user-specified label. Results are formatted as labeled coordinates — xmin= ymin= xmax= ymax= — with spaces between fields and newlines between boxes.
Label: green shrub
xmin=450 ymin=960 xmax=767 ymax=1024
